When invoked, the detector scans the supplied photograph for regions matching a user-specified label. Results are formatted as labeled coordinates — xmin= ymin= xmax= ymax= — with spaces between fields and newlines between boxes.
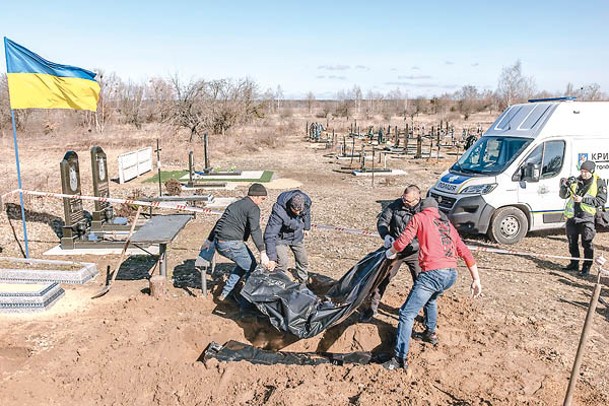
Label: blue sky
xmin=1 ymin=0 xmax=608 ymax=99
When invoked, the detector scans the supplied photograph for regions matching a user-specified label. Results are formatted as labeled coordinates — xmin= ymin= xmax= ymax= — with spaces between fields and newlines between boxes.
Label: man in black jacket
xmin=264 ymin=190 xmax=312 ymax=283
xmin=359 ymin=184 xmax=421 ymax=322
xmin=203 ymin=183 xmax=269 ymax=300
xmin=559 ymin=160 xmax=607 ymax=276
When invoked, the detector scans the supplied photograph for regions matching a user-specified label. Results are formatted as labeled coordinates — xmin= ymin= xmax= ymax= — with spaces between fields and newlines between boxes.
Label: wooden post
xmin=203 ymin=132 xmax=210 ymax=173
xmin=156 ymin=139 xmax=162 ymax=197
xmin=149 ymin=275 xmax=168 ymax=298
xmin=188 ymin=151 xmax=194 ymax=187
xmin=437 ymin=128 xmax=441 ymax=161
xmin=563 ymin=269 xmax=605 ymax=405
xmin=371 ymin=147 xmax=375 ymax=188
xmin=360 ymin=145 xmax=366 ymax=171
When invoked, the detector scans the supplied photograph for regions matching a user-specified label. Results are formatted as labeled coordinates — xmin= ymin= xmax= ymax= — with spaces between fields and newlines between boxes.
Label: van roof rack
xmin=527 ymin=96 xmax=576 ymax=103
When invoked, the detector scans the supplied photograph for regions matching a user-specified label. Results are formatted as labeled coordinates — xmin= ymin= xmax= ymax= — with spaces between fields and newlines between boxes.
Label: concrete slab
xmin=0 ymin=257 xmax=98 ymax=284
xmin=181 ymin=183 xmax=236 ymax=191
xmin=181 ymin=170 xmax=264 ymax=181
xmin=352 ymin=169 xmax=407 ymax=176
xmin=0 ymin=282 xmax=65 ymax=313
xmin=43 ymin=245 xmax=159 ymax=256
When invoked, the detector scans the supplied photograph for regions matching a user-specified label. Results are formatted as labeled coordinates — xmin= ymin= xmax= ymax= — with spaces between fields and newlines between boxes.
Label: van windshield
xmin=452 ymin=136 xmax=532 ymax=175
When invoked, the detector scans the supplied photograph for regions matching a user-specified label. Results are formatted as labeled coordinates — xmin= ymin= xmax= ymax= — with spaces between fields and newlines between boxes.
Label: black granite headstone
xmin=60 ymin=151 xmax=86 ymax=248
xmin=91 ymin=146 xmax=111 ymax=228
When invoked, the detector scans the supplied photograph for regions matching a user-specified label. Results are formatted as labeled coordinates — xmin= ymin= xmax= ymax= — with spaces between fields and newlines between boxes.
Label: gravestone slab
xmin=0 ymin=282 xmax=65 ymax=313
xmin=0 ymin=258 xmax=98 ymax=284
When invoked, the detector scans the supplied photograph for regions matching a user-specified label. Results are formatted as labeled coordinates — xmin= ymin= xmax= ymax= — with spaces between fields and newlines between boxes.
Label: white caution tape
xmin=0 ymin=188 xmax=601 ymax=264
xmin=464 ymin=245 xmax=589 ymax=262
xmin=5 ymin=189 xmax=224 ymax=215
xmin=310 ymin=223 xmax=378 ymax=237
xmin=310 ymin=222 xmax=593 ymax=263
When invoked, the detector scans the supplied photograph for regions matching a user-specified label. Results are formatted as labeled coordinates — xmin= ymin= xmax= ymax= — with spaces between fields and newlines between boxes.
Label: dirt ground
xmin=0 ymin=117 xmax=608 ymax=405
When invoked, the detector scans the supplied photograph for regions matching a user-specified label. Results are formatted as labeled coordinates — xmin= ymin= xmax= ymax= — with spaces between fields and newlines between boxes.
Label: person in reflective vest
xmin=559 ymin=160 xmax=607 ymax=276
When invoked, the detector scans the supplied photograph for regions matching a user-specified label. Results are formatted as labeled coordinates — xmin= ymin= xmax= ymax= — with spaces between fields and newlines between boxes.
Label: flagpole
xmin=10 ymin=109 xmax=30 ymax=258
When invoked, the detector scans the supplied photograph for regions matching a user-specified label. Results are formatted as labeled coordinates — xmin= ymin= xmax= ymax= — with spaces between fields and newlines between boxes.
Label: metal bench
xmin=130 ymin=214 xmax=192 ymax=277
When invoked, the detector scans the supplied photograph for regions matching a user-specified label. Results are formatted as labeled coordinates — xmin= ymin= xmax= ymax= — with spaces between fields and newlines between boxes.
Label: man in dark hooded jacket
xmin=264 ymin=190 xmax=312 ymax=282
xmin=359 ymin=184 xmax=422 ymax=322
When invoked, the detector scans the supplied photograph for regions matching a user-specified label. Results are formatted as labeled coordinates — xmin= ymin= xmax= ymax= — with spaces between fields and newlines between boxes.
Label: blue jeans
xmin=215 ymin=240 xmax=257 ymax=297
xmin=394 ymin=268 xmax=458 ymax=360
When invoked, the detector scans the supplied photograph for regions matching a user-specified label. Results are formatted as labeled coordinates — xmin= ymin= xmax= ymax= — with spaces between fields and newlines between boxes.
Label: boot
xmin=412 ymin=329 xmax=439 ymax=345
xmin=382 ymin=357 xmax=408 ymax=371
xmin=580 ymin=264 xmax=591 ymax=277
xmin=359 ymin=308 xmax=376 ymax=323
xmin=562 ymin=261 xmax=579 ymax=271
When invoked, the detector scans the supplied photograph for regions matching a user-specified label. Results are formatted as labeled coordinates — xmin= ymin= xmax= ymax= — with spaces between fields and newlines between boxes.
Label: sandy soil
xmin=0 ymin=118 xmax=608 ymax=405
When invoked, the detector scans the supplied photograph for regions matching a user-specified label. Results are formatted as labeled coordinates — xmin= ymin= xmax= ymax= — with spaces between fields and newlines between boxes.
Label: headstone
xmin=60 ymin=151 xmax=86 ymax=249
xmin=90 ymin=146 xmax=111 ymax=229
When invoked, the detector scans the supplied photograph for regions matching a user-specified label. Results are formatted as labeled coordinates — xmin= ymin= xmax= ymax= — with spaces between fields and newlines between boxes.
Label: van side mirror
xmin=522 ymin=162 xmax=540 ymax=182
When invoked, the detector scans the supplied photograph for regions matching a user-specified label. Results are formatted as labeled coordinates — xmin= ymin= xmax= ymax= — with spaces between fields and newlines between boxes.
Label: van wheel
xmin=488 ymin=207 xmax=528 ymax=245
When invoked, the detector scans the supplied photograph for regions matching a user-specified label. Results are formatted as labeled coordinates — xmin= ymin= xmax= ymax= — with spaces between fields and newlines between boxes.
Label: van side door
xmin=515 ymin=140 xmax=566 ymax=228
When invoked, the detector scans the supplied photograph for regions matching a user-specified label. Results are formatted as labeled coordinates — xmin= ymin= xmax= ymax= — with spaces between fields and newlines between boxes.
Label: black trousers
xmin=367 ymin=251 xmax=420 ymax=313
xmin=566 ymin=218 xmax=595 ymax=267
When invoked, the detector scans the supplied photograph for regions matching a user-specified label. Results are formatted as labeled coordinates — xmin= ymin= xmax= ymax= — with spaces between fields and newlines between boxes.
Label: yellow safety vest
xmin=564 ymin=173 xmax=599 ymax=218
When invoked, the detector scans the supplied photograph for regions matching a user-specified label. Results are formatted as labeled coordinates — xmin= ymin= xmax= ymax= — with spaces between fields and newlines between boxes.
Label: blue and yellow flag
xmin=4 ymin=37 xmax=100 ymax=111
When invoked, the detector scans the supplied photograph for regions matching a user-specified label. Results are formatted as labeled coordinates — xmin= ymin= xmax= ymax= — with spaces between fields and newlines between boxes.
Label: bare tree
xmin=117 ymin=80 xmax=145 ymax=129
xmin=170 ymin=76 xmax=261 ymax=141
xmin=578 ymin=83 xmax=605 ymax=100
xmin=171 ymin=76 xmax=207 ymax=141
xmin=0 ymin=74 xmax=11 ymax=132
xmin=275 ymin=85 xmax=283 ymax=111
xmin=406 ymin=96 xmax=427 ymax=120
xmin=146 ymin=77 xmax=175 ymax=123
xmin=497 ymin=60 xmax=536 ymax=107
xmin=95 ymin=70 xmax=122 ymax=131
xmin=456 ymin=85 xmax=481 ymax=120
xmin=352 ymin=85 xmax=363 ymax=116
xmin=305 ymin=91 xmax=316 ymax=114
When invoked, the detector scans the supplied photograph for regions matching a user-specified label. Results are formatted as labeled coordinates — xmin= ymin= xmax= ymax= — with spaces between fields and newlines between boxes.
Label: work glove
xmin=385 ymin=247 xmax=398 ymax=260
xmin=470 ymin=279 xmax=482 ymax=298
xmin=260 ymin=251 xmax=270 ymax=266
xmin=266 ymin=260 xmax=277 ymax=271
xmin=383 ymin=235 xmax=395 ymax=248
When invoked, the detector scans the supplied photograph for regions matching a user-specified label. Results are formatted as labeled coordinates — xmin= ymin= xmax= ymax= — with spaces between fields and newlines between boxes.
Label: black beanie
xmin=420 ymin=197 xmax=439 ymax=210
xmin=580 ymin=160 xmax=596 ymax=173
xmin=248 ymin=183 xmax=267 ymax=196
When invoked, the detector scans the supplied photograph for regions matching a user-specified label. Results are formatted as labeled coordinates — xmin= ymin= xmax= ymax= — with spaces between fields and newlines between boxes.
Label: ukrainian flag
xmin=4 ymin=37 xmax=100 ymax=111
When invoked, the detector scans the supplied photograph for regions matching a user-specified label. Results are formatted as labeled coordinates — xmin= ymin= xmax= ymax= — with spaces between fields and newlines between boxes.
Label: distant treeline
xmin=0 ymin=61 xmax=605 ymax=137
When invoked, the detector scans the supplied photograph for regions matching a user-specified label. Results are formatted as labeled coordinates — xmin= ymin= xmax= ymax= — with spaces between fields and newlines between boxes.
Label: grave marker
xmin=60 ymin=151 xmax=86 ymax=249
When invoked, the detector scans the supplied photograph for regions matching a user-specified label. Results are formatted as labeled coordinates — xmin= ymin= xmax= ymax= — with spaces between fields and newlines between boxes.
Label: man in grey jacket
xmin=359 ymin=184 xmax=421 ymax=322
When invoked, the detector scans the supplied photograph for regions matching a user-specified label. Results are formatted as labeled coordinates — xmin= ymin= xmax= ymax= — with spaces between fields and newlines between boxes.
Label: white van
xmin=429 ymin=98 xmax=609 ymax=244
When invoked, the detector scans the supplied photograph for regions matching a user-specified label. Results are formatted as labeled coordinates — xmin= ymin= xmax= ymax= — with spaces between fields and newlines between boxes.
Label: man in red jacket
xmin=382 ymin=197 xmax=482 ymax=371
